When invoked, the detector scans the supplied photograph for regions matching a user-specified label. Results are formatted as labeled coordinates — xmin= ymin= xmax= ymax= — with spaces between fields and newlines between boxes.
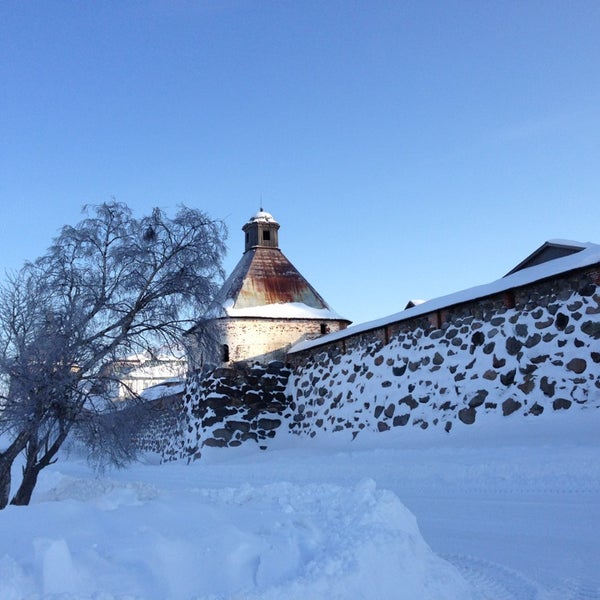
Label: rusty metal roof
xmin=214 ymin=247 xmax=346 ymax=320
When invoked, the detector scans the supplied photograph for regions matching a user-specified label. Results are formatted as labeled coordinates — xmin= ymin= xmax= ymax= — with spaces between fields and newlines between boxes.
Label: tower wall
xmin=218 ymin=317 xmax=348 ymax=364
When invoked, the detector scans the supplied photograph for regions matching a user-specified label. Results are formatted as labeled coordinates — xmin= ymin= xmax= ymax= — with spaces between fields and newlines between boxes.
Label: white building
xmin=108 ymin=352 xmax=188 ymax=400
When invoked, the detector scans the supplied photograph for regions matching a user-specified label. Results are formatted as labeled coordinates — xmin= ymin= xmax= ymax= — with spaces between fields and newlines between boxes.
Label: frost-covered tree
xmin=0 ymin=202 xmax=226 ymax=508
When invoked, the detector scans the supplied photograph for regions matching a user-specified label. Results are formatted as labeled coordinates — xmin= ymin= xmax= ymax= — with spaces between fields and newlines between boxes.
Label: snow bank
xmin=2 ymin=409 xmax=599 ymax=598
xmin=0 ymin=474 xmax=471 ymax=600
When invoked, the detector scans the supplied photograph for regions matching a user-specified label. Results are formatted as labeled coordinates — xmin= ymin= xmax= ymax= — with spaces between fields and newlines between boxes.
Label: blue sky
xmin=1 ymin=1 xmax=599 ymax=324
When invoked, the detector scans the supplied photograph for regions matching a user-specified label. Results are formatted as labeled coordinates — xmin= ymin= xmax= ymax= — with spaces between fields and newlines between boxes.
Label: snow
xmin=222 ymin=298 xmax=346 ymax=320
xmin=247 ymin=210 xmax=278 ymax=224
xmin=406 ymin=298 xmax=426 ymax=306
xmin=290 ymin=241 xmax=600 ymax=354
xmin=140 ymin=380 xmax=186 ymax=400
xmin=1 ymin=408 xmax=599 ymax=599
xmin=544 ymin=238 xmax=592 ymax=248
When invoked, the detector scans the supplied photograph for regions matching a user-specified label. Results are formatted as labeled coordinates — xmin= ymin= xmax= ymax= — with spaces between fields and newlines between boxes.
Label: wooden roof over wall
xmin=505 ymin=240 xmax=589 ymax=276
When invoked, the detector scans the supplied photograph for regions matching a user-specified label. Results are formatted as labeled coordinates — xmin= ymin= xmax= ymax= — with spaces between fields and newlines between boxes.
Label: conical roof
xmin=212 ymin=211 xmax=347 ymax=321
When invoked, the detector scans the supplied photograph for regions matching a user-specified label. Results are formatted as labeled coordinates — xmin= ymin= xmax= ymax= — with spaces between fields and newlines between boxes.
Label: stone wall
xmin=163 ymin=265 xmax=600 ymax=462
xmin=162 ymin=361 xmax=291 ymax=461
xmin=127 ymin=394 xmax=183 ymax=455
xmin=284 ymin=267 xmax=600 ymax=438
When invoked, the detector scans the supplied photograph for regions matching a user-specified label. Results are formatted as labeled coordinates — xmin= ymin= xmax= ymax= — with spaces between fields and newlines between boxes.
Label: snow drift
xmin=0 ymin=471 xmax=471 ymax=599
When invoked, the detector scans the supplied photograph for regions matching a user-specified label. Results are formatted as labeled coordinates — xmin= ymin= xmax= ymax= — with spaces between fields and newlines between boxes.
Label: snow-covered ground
xmin=1 ymin=407 xmax=599 ymax=599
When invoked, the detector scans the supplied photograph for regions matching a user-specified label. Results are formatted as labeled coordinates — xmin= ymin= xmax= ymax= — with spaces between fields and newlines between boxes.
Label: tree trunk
xmin=10 ymin=462 xmax=41 ymax=506
xmin=11 ymin=423 xmax=70 ymax=506
xmin=0 ymin=457 xmax=12 ymax=510
xmin=10 ymin=436 xmax=39 ymax=507
xmin=0 ymin=430 xmax=29 ymax=510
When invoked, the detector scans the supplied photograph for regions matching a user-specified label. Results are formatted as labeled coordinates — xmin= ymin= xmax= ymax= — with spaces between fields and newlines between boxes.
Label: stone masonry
xmin=163 ymin=361 xmax=291 ymax=461
xmin=284 ymin=267 xmax=600 ymax=438
xmin=162 ymin=265 xmax=599 ymax=461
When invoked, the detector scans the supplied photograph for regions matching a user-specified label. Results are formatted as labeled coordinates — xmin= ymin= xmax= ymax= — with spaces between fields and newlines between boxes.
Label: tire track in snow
xmin=553 ymin=578 xmax=600 ymax=600
xmin=445 ymin=555 xmax=600 ymax=600
xmin=443 ymin=554 xmax=543 ymax=600
xmin=405 ymin=484 xmax=600 ymax=497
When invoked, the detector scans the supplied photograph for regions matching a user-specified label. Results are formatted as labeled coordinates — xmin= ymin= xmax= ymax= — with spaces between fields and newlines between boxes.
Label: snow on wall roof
xmin=289 ymin=241 xmax=600 ymax=354
xmin=545 ymin=239 xmax=592 ymax=248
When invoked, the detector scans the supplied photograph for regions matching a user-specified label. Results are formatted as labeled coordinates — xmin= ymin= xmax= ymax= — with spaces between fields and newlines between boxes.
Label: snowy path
xmin=412 ymin=494 xmax=600 ymax=600
xmin=1 ymin=409 xmax=599 ymax=598
xmin=187 ymin=412 xmax=600 ymax=599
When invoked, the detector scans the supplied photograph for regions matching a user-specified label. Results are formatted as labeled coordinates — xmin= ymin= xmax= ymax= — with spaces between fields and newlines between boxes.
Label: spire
xmin=242 ymin=209 xmax=280 ymax=253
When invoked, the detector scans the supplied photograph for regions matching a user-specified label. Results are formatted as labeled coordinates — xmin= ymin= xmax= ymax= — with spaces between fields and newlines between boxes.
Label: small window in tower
xmin=262 ymin=230 xmax=270 ymax=241
xmin=222 ymin=344 xmax=230 ymax=362
xmin=320 ymin=323 xmax=329 ymax=335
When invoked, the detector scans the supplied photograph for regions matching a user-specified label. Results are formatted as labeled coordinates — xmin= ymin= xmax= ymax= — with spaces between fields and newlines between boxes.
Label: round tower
xmin=194 ymin=209 xmax=351 ymax=366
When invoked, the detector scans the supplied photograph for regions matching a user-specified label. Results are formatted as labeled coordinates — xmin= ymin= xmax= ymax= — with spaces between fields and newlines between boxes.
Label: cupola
xmin=242 ymin=209 xmax=280 ymax=252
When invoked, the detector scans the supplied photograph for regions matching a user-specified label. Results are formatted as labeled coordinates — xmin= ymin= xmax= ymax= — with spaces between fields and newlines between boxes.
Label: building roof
xmin=289 ymin=240 xmax=600 ymax=354
xmin=246 ymin=209 xmax=278 ymax=225
xmin=211 ymin=210 xmax=348 ymax=321
xmin=405 ymin=299 xmax=426 ymax=309
xmin=504 ymin=239 xmax=591 ymax=276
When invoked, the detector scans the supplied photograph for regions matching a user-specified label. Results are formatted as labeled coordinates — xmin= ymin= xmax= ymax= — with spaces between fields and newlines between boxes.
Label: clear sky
xmin=1 ymin=1 xmax=599 ymax=325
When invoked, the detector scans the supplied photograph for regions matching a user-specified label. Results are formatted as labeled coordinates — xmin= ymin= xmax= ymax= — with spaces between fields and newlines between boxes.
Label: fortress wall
xmin=162 ymin=265 xmax=599 ymax=461
xmin=162 ymin=361 xmax=292 ymax=461
xmin=284 ymin=265 xmax=600 ymax=439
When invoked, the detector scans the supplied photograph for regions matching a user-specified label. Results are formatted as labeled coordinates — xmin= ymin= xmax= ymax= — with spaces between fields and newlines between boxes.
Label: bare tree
xmin=0 ymin=202 xmax=226 ymax=508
